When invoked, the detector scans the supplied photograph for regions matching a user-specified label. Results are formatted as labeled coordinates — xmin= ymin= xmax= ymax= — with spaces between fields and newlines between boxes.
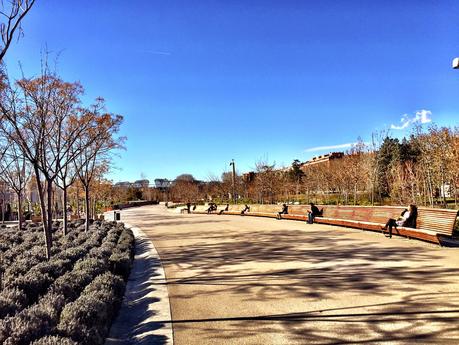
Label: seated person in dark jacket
xmin=240 ymin=204 xmax=250 ymax=215
xmin=219 ymin=204 xmax=229 ymax=215
xmin=381 ymin=204 xmax=417 ymax=238
xmin=277 ymin=204 xmax=288 ymax=219
xmin=307 ymin=203 xmax=322 ymax=224
xmin=207 ymin=203 xmax=217 ymax=214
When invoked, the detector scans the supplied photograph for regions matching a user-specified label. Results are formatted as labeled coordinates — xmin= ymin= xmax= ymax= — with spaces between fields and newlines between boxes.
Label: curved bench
xmin=314 ymin=206 xmax=458 ymax=244
xmin=192 ymin=204 xmax=458 ymax=244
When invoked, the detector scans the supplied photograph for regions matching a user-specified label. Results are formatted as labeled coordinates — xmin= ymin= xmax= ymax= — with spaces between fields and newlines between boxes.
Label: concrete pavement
xmin=118 ymin=205 xmax=459 ymax=344
xmin=106 ymin=223 xmax=173 ymax=345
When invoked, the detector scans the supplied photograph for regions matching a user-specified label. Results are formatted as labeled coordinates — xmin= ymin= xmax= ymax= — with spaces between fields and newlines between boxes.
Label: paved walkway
xmin=106 ymin=224 xmax=173 ymax=345
xmin=118 ymin=205 xmax=459 ymax=345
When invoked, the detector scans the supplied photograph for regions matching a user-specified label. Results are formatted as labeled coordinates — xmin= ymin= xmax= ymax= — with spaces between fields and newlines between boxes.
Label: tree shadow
xmin=120 ymin=209 xmax=459 ymax=344
xmin=105 ymin=238 xmax=171 ymax=345
xmin=169 ymin=292 xmax=459 ymax=344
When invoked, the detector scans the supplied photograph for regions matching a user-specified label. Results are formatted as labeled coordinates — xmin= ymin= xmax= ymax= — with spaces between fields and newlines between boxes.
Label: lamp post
xmin=230 ymin=159 xmax=236 ymax=204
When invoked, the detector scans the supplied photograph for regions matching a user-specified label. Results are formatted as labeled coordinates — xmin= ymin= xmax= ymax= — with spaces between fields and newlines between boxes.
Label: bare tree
xmin=55 ymin=152 xmax=77 ymax=235
xmin=0 ymin=71 xmax=91 ymax=258
xmin=0 ymin=139 xmax=30 ymax=229
xmin=0 ymin=74 xmax=54 ymax=257
xmin=254 ymin=159 xmax=279 ymax=204
xmin=74 ymin=101 xmax=124 ymax=232
xmin=0 ymin=0 xmax=36 ymax=62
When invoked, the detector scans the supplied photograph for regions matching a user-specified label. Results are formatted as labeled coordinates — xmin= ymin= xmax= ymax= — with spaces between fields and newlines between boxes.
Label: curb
xmin=105 ymin=223 xmax=174 ymax=345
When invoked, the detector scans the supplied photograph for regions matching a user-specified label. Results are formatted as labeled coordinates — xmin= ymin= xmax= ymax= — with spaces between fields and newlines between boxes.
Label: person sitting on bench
xmin=277 ymin=203 xmax=288 ymax=219
xmin=240 ymin=204 xmax=250 ymax=215
xmin=219 ymin=204 xmax=229 ymax=215
xmin=207 ymin=203 xmax=217 ymax=214
xmin=307 ymin=203 xmax=322 ymax=224
xmin=381 ymin=204 xmax=418 ymax=238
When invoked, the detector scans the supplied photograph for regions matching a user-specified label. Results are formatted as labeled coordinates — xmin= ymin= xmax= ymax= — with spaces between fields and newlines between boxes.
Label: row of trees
xmin=0 ymin=70 xmax=123 ymax=258
xmin=0 ymin=1 xmax=124 ymax=259
xmin=261 ymin=126 xmax=457 ymax=207
xmin=162 ymin=125 xmax=458 ymax=208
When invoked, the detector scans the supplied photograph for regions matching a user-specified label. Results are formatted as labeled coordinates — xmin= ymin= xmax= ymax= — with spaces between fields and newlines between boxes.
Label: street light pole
xmin=230 ymin=159 xmax=236 ymax=204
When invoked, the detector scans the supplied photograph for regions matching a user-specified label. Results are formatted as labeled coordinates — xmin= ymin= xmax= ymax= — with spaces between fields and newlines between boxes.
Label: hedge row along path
xmin=117 ymin=205 xmax=459 ymax=345
xmin=0 ymin=220 xmax=135 ymax=345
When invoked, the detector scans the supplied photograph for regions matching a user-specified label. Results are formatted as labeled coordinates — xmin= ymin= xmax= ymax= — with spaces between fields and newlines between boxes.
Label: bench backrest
xmin=321 ymin=206 xmax=401 ymax=223
xmin=320 ymin=205 xmax=458 ymax=236
xmin=416 ymin=208 xmax=458 ymax=235
xmin=196 ymin=203 xmax=458 ymax=236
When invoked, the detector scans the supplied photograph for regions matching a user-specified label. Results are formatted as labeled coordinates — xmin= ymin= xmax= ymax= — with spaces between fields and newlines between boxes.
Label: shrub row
xmin=0 ymin=222 xmax=68 ymax=279
xmin=31 ymin=335 xmax=77 ymax=345
xmin=0 ymin=223 xmax=42 ymax=249
xmin=1 ymin=232 xmax=44 ymax=267
xmin=58 ymin=273 xmax=125 ymax=345
xmin=109 ymin=228 xmax=135 ymax=280
xmin=0 ymin=223 xmax=134 ymax=345
xmin=0 ymin=257 xmax=109 ymax=344
xmin=0 ymin=222 xmax=116 ymax=318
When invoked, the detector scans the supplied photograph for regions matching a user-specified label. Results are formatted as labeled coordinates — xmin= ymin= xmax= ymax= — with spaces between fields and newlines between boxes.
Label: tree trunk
xmin=46 ymin=180 xmax=54 ymax=236
xmin=422 ymin=173 xmax=428 ymax=206
xmin=16 ymin=191 xmax=23 ymax=230
xmin=441 ymin=170 xmax=447 ymax=208
xmin=34 ymin=166 xmax=52 ymax=260
xmin=76 ymin=185 xmax=80 ymax=217
xmin=296 ymin=180 xmax=299 ymax=202
xmin=354 ymin=183 xmax=357 ymax=205
xmin=52 ymin=188 xmax=55 ymax=220
xmin=62 ymin=184 xmax=68 ymax=236
xmin=84 ymin=184 xmax=90 ymax=232
xmin=454 ymin=182 xmax=457 ymax=207
xmin=427 ymin=170 xmax=434 ymax=207
xmin=92 ymin=197 xmax=96 ymax=220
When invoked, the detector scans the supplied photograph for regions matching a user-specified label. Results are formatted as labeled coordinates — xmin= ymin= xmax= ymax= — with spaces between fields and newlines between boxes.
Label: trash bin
xmin=114 ymin=211 xmax=121 ymax=221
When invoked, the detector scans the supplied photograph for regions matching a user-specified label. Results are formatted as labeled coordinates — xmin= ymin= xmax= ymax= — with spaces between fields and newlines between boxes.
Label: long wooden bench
xmin=314 ymin=205 xmax=458 ymax=244
xmin=192 ymin=204 xmax=458 ymax=244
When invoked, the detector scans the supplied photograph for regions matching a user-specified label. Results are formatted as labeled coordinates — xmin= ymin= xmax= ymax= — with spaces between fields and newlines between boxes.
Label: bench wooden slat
xmin=194 ymin=203 xmax=457 ymax=244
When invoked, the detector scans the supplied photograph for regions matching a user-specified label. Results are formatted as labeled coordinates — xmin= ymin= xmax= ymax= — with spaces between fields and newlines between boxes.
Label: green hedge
xmin=0 ymin=221 xmax=135 ymax=344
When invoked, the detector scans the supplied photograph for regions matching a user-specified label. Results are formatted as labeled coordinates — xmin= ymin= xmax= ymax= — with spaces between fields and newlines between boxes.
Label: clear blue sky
xmin=5 ymin=0 xmax=459 ymax=182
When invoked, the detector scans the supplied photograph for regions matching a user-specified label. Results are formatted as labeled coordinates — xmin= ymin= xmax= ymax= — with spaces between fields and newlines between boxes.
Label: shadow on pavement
xmin=105 ymin=238 xmax=170 ymax=345
xmin=160 ymin=227 xmax=459 ymax=343
xmin=120 ymin=207 xmax=459 ymax=344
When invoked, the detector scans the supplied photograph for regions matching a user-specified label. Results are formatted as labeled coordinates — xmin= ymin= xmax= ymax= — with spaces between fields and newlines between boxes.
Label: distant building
xmin=301 ymin=152 xmax=344 ymax=170
xmin=114 ymin=181 xmax=132 ymax=189
xmin=240 ymin=152 xmax=344 ymax=185
xmin=115 ymin=180 xmax=151 ymax=189
xmin=154 ymin=178 xmax=171 ymax=190
xmin=133 ymin=179 xmax=150 ymax=188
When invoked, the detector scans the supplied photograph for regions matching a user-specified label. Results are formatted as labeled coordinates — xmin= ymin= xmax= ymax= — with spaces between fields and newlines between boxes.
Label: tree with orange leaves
xmin=0 ymin=69 xmax=95 ymax=258
xmin=73 ymin=98 xmax=124 ymax=232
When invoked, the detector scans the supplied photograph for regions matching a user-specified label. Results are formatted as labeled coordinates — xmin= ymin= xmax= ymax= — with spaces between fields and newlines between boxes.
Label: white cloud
xmin=415 ymin=109 xmax=432 ymax=124
xmin=150 ymin=51 xmax=172 ymax=56
xmin=139 ymin=50 xmax=172 ymax=56
xmin=304 ymin=143 xmax=355 ymax=152
xmin=391 ymin=109 xmax=432 ymax=130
